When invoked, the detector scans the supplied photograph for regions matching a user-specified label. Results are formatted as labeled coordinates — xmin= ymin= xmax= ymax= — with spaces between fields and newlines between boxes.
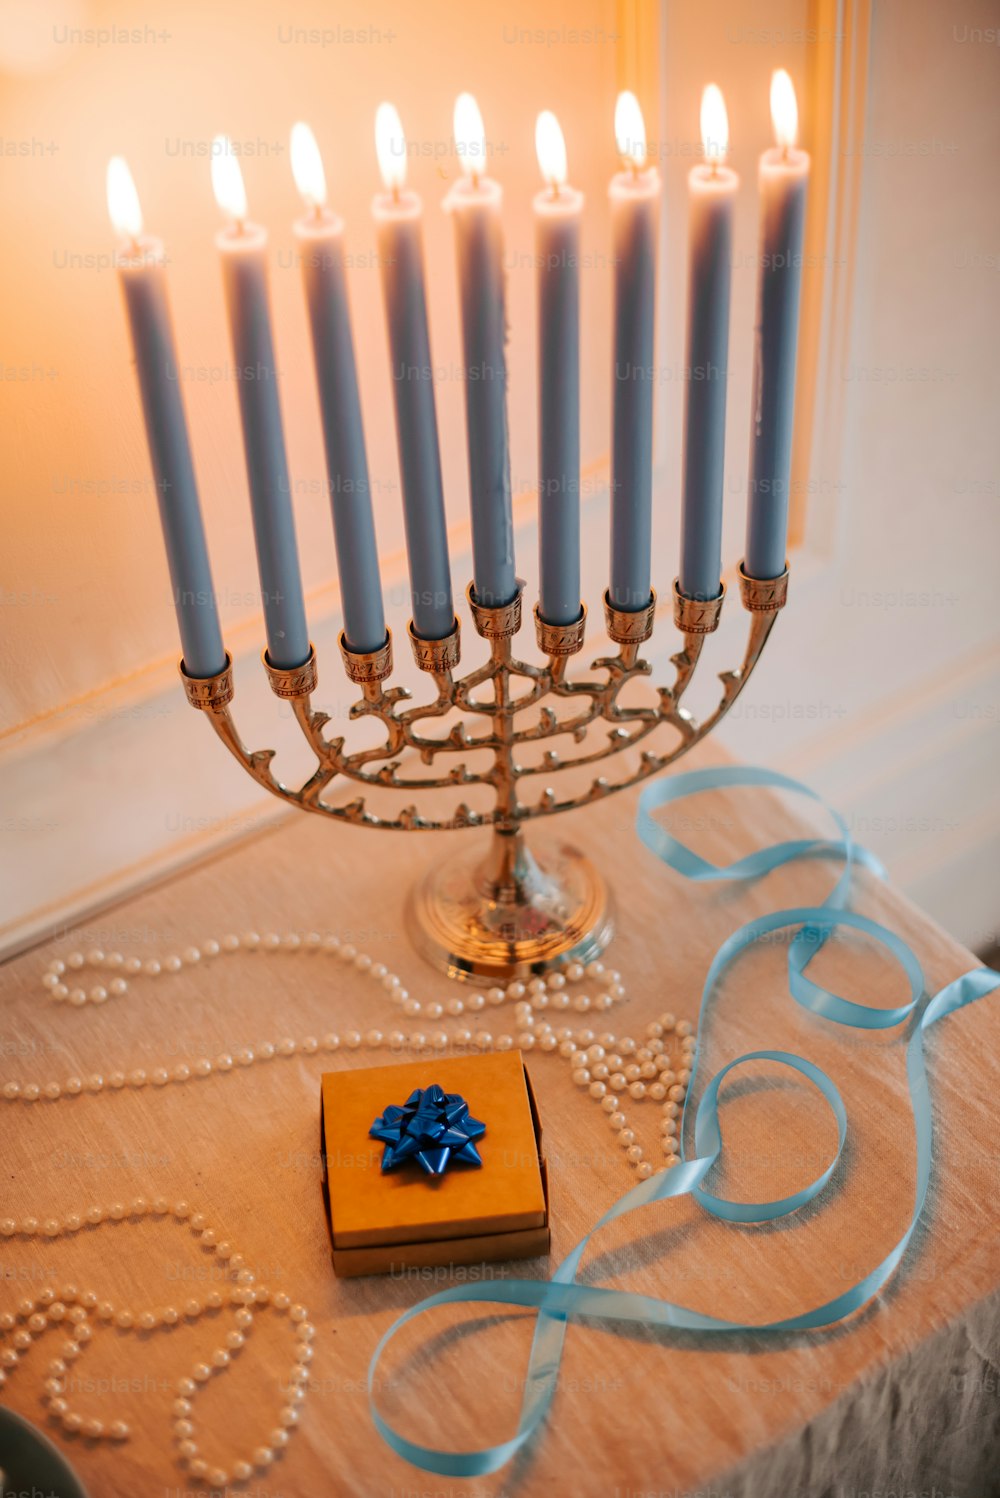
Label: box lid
xmin=321 ymin=1051 xmax=546 ymax=1248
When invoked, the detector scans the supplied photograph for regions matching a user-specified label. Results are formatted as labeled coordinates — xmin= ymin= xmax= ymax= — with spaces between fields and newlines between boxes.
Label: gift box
xmin=320 ymin=1050 xmax=550 ymax=1277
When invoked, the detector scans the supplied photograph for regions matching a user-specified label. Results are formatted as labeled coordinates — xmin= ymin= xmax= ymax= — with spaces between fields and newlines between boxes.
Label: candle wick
xmin=312 ymin=202 xmax=324 ymax=223
xmin=781 ymin=143 xmax=790 ymax=162
xmin=391 ymin=182 xmax=401 ymax=204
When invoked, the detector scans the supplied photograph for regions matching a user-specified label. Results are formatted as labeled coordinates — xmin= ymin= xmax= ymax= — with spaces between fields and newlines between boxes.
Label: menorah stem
xmin=490 ymin=633 xmax=518 ymax=832
xmin=475 ymin=824 xmax=535 ymax=908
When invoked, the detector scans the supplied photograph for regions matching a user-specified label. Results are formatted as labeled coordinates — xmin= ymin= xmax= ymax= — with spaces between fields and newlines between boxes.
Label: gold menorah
xmin=179 ymin=563 xmax=787 ymax=980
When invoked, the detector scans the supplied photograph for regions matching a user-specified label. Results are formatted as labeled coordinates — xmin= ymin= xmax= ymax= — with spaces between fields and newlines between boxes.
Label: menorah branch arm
xmin=180 ymin=652 xmax=331 ymax=805
xmin=182 ymin=564 xmax=788 ymax=975
xmin=511 ymin=564 xmax=789 ymax=819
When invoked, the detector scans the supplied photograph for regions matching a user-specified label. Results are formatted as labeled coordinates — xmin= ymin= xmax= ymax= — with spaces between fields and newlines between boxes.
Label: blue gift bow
xmin=368 ymin=764 xmax=1000 ymax=1477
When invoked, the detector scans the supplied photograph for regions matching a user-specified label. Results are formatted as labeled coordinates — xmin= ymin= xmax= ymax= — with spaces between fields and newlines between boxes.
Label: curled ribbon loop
xmin=368 ymin=765 xmax=1000 ymax=1477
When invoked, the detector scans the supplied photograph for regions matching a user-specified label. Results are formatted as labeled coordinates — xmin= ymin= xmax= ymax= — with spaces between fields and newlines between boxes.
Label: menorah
xmin=179 ymin=563 xmax=788 ymax=981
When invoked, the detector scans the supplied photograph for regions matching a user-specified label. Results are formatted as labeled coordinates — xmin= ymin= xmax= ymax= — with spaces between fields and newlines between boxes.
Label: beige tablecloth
xmin=2 ymin=747 xmax=999 ymax=1498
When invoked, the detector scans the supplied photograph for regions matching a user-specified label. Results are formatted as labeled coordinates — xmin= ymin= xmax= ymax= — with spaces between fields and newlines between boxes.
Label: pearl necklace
xmin=12 ymin=933 xmax=695 ymax=1175
xmin=0 ymin=1201 xmax=313 ymax=1489
xmin=1 ymin=932 xmax=695 ymax=1487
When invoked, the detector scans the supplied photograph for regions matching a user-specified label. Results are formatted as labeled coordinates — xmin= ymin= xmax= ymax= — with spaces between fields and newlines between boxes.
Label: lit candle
xmin=107 ymin=157 xmax=225 ymax=680
xmin=372 ymin=102 xmax=455 ymax=641
xmin=212 ymin=136 xmax=310 ymax=670
xmin=679 ymin=85 xmax=738 ymax=602
xmin=609 ymin=91 xmax=660 ymax=613
xmin=290 ymin=122 xmax=386 ymax=654
xmin=534 ymin=110 xmax=583 ymax=627
xmin=444 ymin=93 xmax=516 ymax=609
xmin=744 ymin=69 xmax=809 ymax=581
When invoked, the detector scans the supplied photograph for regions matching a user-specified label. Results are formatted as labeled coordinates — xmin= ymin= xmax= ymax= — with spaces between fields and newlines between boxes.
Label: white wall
xmin=711 ymin=0 xmax=1000 ymax=953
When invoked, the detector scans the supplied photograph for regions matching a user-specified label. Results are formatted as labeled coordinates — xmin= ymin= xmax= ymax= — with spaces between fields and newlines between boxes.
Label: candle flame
xmin=454 ymin=92 xmax=487 ymax=179
xmin=106 ymin=156 xmax=143 ymax=241
xmin=700 ymin=84 xmax=729 ymax=164
xmin=375 ymin=101 xmax=407 ymax=192
xmin=290 ymin=121 xmax=327 ymax=209
xmin=770 ymin=69 xmax=798 ymax=150
xmin=615 ymin=90 xmax=647 ymax=170
xmin=535 ymin=110 xmax=567 ymax=190
xmin=211 ymin=135 xmax=248 ymax=223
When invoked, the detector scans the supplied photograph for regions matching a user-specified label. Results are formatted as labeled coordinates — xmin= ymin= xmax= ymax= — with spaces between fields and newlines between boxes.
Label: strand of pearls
xmin=2 ymin=931 xmax=696 ymax=1487
xmin=0 ymin=1199 xmax=312 ymax=1488
xmin=10 ymin=932 xmax=696 ymax=1173
xmin=12 ymin=937 xmax=623 ymax=1100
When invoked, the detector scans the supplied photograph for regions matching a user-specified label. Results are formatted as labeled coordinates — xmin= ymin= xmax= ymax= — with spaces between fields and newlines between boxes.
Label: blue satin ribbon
xmin=369 ymin=765 xmax=1000 ymax=1477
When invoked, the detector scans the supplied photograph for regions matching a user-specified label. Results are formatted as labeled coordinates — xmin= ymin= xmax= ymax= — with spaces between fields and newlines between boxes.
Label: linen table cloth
xmin=1 ymin=745 xmax=998 ymax=1497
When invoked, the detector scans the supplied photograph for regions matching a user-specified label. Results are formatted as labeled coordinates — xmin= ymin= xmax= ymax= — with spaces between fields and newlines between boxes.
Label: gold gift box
xmin=320 ymin=1050 xmax=550 ymax=1278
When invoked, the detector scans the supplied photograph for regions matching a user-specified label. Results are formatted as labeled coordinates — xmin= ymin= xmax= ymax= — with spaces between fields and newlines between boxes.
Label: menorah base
xmin=406 ymin=827 xmax=614 ymax=983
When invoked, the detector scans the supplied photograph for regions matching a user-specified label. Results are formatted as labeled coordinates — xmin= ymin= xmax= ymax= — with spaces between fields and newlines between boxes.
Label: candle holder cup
xmin=180 ymin=563 xmax=788 ymax=980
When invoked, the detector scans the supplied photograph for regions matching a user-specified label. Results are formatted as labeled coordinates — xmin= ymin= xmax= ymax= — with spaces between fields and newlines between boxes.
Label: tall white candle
xmin=444 ymin=93 xmax=516 ymax=609
xmin=534 ymin=111 xmax=583 ymax=627
xmin=290 ymin=122 xmax=386 ymax=655
xmin=373 ymin=102 xmax=455 ymax=641
xmin=212 ymin=136 xmax=310 ymax=670
xmin=609 ymin=91 xmax=660 ymax=613
xmin=679 ymin=85 xmax=738 ymax=601
xmin=107 ymin=158 xmax=225 ymax=680
xmin=744 ymin=70 xmax=809 ymax=581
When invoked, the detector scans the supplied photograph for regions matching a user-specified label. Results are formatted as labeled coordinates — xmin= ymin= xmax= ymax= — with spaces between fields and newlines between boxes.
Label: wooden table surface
xmin=2 ymin=745 xmax=998 ymax=1498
